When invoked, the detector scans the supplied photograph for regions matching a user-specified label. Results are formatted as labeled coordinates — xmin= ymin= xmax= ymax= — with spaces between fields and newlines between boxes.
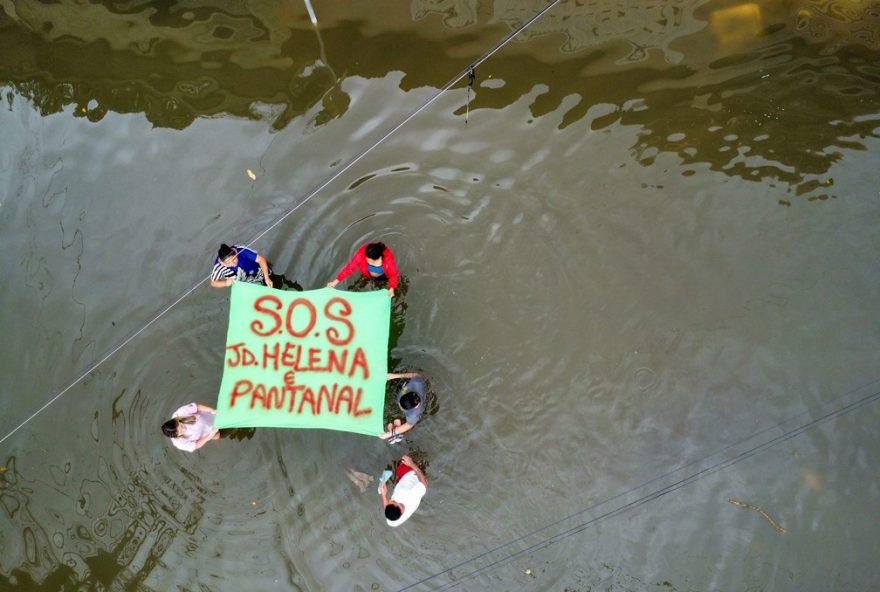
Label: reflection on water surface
xmin=1 ymin=0 xmax=879 ymax=590
xmin=1 ymin=0 xmax=877 ymax=200
xmin=1 ymin=390 xmax=208 ymax=590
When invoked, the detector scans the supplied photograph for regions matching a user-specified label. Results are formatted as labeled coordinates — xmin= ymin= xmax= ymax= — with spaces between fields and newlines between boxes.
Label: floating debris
xmin=728 ymin=498 xmax=786 ymax=533
xmin=247 ymin=169 xmax=257 ymax=180
xmin=802 ymin=469 xmax=823 ymax=492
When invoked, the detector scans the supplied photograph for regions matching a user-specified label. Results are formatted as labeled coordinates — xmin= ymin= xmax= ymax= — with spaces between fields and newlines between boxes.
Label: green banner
xmin=214 ymin=282 xmax=390 ymax=436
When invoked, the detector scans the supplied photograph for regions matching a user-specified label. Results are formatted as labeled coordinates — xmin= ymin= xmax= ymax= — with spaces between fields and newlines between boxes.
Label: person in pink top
xmin=327 ymin=242 xmax=399 ymax=297
xmin=161 ymin=402 xmax=219 ymax=452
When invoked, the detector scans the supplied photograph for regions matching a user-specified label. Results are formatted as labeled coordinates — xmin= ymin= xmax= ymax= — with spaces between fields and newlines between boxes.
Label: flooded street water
xmin=1 ymin=1 xmax=879 ymax=590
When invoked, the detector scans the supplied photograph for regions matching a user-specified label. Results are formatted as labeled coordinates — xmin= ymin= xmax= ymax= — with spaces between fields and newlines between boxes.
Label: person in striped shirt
xmin=210 ymin=243 xmax=273 ymax=289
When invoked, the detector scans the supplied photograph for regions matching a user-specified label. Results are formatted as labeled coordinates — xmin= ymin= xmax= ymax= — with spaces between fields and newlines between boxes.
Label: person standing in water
xmin=379 ymin=372 xmax=427 ymax=443
xmin=210 ymin=243 xmax=273 ymax=289
xmin=380 ymin=455 xmax=428 ymax=527
xmin=161 ymin=402 xmax=219 ymax=452
xmin=327 ymin=242 xmax=398 ymax=297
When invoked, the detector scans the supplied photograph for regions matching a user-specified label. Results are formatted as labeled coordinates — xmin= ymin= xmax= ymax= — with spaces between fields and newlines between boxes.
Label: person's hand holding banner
xmin=214 ymin=282 xmax=391 ymax=436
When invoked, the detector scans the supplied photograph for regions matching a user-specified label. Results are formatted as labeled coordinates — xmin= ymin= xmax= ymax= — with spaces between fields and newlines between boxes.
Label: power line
xmin=0 ymin=0 xmax=564 ymax=445
xmin=242 ymin=0 xmax=564 ymax=249
xmin=397 ymin=380 xmax=880 ymax=591
xmin=0 ymin=283 xmax=205 ymax=445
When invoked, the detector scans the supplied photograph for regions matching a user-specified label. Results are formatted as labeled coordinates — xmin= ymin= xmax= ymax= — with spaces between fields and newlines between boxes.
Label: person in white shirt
xmin=380 ymin=455 xmax=428 ymax=527
xmin=161 ymin=402 xmax=219 ymax=452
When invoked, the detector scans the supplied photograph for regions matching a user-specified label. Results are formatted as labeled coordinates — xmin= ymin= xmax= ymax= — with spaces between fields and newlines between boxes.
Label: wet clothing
xmin=169 ymin=403 xmax=216 ymax=452
xmin=396 ymin=463 xmax=414 ymax=481
xmin=398 ymin=376 xmax=427 ymax=425
xmin=211 ymin=245 xmax=269 ymax=284
xmin=335 ymin=244 xmax=399 ymax=289
xmin=387 ymin=467 xmax=427 ymax=527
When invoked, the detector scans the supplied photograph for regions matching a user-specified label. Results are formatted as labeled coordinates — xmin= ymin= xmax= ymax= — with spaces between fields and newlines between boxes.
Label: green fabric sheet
xmin=214 ymin=282 xmax=390 ymax=436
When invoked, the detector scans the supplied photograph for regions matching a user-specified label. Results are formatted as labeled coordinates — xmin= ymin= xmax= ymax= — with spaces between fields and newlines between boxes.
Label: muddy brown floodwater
xmin=1 ymin=1 xmax=879 ymax=590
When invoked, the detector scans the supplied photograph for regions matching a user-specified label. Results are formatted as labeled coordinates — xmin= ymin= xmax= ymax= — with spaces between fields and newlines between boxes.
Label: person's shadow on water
xmin=269 ymin=270 xmax=303 ymax=291
xmin=349 ymin=274 xmax=409 ymax=358
xmin=218 ymin=427 xmax=257 ymax=442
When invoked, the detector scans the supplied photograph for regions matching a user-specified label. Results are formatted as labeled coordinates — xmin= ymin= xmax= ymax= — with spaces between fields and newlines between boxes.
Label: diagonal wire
xmin=397 ymin=379 xmax=880 ymax=591
xmin=0 ymin=282 xmax=206 ymax=446
xmin=0 ymin=0 xmax=564 ymax=446
xmin=241 ymin=0 xmax=564 ymax=250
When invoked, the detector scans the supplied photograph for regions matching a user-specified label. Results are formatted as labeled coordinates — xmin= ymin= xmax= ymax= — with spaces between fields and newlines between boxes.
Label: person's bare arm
xmin=401 ymin=455 xmax=427 ymax=486
xmin=256 ymin=254 xmax=273 ymax=287
xmin=211 ymin=277 xmax=233 ymax=288
xmin=196 ymin=404 xmax=216 ymax=414
xmin=193 ymin=430 xmax=218 ymax=450
xmin=378 ymin=422 xmax=415 ymax=439
xmin=386 ymin=372 xmax=420 ymax=380
xmin=379 ymin=482 xmax=390 ymax=507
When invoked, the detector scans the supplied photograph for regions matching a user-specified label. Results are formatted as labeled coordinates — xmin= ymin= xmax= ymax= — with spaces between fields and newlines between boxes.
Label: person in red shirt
xmin=327 ymin=242 xmax=399 ymax=297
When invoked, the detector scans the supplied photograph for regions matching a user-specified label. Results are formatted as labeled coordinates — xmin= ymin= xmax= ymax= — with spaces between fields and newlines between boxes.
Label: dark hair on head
xmin=399 ymin=392 xmax=421 ymax=411
xmin=365 ymin=242 xmax=386 ymax=260
xmin=218 ymin=244 xmax=234 ymax=260
xmin=384 ymin=503 xmax=402 ymax=521
xmin=161 ymin=419 xmax=178 ymax=438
